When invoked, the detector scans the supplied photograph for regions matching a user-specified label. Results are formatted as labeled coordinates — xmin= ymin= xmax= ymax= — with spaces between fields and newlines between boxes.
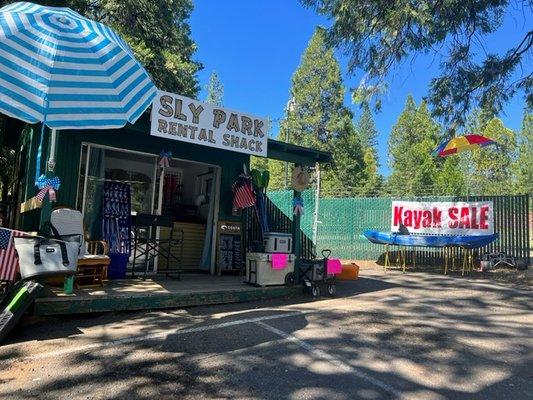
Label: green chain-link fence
xmin=268 ymin=190 xmax=530 ymax=262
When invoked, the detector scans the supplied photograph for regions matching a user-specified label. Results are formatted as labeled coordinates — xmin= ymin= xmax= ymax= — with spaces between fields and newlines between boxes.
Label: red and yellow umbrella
xmin=432 ymin=134 xmax=497 ymax=157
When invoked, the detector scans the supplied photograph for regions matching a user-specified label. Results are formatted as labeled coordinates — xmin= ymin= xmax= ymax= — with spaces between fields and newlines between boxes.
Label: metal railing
xmin=243 ymin=196 xmax=315 ymax=259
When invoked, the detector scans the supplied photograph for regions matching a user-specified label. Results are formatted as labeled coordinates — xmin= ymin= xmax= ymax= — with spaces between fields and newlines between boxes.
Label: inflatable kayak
xmin=363 ymin=230 xmax=498 ymax=249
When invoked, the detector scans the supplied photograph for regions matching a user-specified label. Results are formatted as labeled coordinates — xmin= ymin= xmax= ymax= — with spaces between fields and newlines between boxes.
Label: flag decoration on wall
xmin=0 ymin=228 xmax=27 ymax=281
xmin=35 ymin=175 xmax=61 ymax=202
xmin=232 ymin=174 xmax=256 ymax=210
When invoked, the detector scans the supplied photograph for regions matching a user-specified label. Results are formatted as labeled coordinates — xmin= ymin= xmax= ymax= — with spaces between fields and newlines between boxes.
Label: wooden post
xmin=384 ymin=244 xmax=389 ymax=272
xmin=292 ymin=189 xmax=302 ymax=282
xmin=312 ymin=162 xmax=320 ymax=244
xmin=444 ymin=247 xmax=448 ymax=275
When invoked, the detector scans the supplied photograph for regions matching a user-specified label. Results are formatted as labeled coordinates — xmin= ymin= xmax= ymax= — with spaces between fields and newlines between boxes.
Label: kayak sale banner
xmin=391 ymin=201 xmax=494 ymax=236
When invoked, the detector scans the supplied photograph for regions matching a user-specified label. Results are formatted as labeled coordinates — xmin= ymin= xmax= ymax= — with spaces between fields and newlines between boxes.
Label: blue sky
xmin=190 ymin=1 xmax=531 ymax=175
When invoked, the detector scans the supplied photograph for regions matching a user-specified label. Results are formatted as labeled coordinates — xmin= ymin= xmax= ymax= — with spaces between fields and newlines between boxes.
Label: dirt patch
xmin=474 ymin=267 xmax=530 ymax=288
xmin=348 ymin=259 xmax=531 ymax=289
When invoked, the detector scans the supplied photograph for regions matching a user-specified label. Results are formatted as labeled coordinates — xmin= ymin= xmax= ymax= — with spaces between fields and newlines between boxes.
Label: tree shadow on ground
xmin=2 ymin=276 xmax=397 ymax=346
xmin=1 ymin=272 xmax=531 ymax=399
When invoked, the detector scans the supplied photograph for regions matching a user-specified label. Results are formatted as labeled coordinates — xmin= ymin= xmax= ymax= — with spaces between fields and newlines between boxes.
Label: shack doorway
xmin=77 ymin=143 xmax=220 ymax=276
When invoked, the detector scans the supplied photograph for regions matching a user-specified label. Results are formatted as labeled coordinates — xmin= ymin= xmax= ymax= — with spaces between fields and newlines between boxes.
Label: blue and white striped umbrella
xmin=0 ymin=1 xmax=156 ymax=129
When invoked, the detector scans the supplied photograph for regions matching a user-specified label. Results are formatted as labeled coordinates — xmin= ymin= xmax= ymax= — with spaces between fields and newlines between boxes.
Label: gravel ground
xmin=476 ymin=267 xmax=530 ymax=287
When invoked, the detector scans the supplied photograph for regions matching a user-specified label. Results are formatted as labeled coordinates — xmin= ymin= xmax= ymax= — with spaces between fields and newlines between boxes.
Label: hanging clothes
xmin=102 ymin=181 xmax=131 ymax=255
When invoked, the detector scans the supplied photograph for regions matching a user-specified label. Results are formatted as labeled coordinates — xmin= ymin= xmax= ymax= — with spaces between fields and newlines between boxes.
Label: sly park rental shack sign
xmin=151 ymin=91 xmax=269 ymax=157
xmin=391 ymin=201 xmax=494 ymax=235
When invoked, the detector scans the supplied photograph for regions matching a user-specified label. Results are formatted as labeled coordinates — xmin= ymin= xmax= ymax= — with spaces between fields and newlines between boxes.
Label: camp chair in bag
xmin=51 ymin=208 xmax=110 ymax=288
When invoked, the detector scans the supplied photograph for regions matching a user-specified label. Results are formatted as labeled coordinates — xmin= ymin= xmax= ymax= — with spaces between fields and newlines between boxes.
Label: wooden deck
xmin=34 ymin=274 xmax=300 ymax=316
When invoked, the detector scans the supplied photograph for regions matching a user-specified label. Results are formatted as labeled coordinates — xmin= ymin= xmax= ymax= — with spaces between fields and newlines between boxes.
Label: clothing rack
xmin=87 ymin=176 xmax=149 ymax=185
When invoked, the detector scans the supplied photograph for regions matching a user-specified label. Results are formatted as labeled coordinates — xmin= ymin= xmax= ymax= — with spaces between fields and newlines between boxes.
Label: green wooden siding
xmin=54 ymin=128 xmax=248 ymax=221
xmin=19 ymin=125 xmax=49 ymax=231
xmin=18 ymin=117 xmax=249 ymax=230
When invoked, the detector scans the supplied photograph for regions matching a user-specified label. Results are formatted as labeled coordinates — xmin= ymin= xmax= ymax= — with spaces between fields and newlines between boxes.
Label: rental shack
xmin=0 ymin=91 xmax=331 ymax=314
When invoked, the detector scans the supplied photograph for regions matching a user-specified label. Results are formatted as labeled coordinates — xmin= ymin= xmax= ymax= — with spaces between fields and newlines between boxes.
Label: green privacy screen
xmin=267 ymin=190 xmax=391 ymax=259
xmin=267 ymin=190 xmax=530 ymax=262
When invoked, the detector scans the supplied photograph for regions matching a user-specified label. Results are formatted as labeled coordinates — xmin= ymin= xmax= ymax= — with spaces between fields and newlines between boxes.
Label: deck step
xmin=34 ymin=285 xmax=301 ymax=316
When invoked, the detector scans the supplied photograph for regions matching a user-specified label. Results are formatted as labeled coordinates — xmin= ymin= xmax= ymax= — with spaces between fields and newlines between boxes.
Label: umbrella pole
xmin=47 ymin=129 xmax=57 ymax=172
xmin=38 ymin=129 xmax=58 ymax=231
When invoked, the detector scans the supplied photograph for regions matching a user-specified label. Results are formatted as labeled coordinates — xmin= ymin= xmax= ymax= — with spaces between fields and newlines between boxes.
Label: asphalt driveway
xmin=1 ymin=269 xmax=531 ymax=399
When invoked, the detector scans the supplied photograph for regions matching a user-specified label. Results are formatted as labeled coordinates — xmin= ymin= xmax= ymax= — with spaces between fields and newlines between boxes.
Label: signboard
xmin=391 ymin=201 xmax=494 ymax=235
xmin=217 ymin=221 xmax=242 ymax=273
xmin=150 ymin=90 xmax=269 ymax=157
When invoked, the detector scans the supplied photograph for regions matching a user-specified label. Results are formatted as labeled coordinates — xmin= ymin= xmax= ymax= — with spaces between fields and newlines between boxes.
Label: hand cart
xmin=298 ymin=249 xmax=336 ymax=298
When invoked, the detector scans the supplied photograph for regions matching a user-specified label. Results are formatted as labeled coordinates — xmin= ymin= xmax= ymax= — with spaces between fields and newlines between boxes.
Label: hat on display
xmin=291 ymin=165 xmax=310 ymax=192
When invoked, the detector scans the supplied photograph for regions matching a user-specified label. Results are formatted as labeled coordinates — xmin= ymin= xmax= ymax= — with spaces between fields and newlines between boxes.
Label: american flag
xmin=232 ymin=174 xmax=256 ymax=210
xmin=0 ymin=228 xmax=26 ymax=282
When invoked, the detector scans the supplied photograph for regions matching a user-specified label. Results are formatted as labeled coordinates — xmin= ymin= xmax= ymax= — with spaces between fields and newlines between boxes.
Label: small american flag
xmin=232 ymin=175 xmax=256 ymax=210
xmin=0 ymin=228 xmax=26 ymax=282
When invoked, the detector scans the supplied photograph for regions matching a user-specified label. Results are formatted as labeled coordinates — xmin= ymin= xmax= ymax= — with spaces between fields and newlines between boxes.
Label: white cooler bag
xmin=14 ymin=235 xmax=80 ymax=279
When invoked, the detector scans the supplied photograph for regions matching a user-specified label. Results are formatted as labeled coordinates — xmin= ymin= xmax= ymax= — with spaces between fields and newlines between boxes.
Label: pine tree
xmin=304 ymin=0 xmax=532 ymax=126
xmin=356 ymin=103 xmax=382 ymax=196
xmin=514 ymin=113 xmax=533 ymax=194
xmin=459 ymin=107 xmax=517 ymax=195
xmin=205 ymin=71 xmax=224 ymax=106
xmin=434 ymin=157 xmax=467 ymax=196
xmin=465 ymin=107 xmax=495 ymax=134
xmin=280 ymin=28 xmax=349 ymax=151
xmin=387 ymin=96 xmax=440 ymax=196
xmin=326 ymin=115 xmax=365 ymax=195
xmin=359 ymin=147 xmax=383 ymax=196
xmin=98 ymin=0 xmax=201 ymax=96
xmin=277 ymin=28 xmax=363 ymax=194
xmin=357 ymin=103 xmax=378 ymax=148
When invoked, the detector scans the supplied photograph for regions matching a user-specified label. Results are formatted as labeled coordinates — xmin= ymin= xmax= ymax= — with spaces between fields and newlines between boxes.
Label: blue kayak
xmin=363 ymin=230 xmax=498 ymax=249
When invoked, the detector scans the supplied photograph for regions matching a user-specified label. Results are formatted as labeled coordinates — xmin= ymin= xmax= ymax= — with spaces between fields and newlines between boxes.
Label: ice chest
xmin=263 ymin=232 xmax=293 ymax=253
xmin=246 ymin=252 xmax=295 ymax=286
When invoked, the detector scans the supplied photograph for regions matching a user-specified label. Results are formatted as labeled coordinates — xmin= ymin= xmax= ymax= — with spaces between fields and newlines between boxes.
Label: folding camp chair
xmin=130 ymin=213 xmax=183 ymax=280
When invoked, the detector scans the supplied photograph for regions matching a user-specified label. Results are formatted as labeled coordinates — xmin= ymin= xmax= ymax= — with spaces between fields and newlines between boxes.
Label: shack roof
xmin=267 ymin=139 xmax=332 ymax=165
xmin=0 ymin=112 xmax=332 ymax=166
